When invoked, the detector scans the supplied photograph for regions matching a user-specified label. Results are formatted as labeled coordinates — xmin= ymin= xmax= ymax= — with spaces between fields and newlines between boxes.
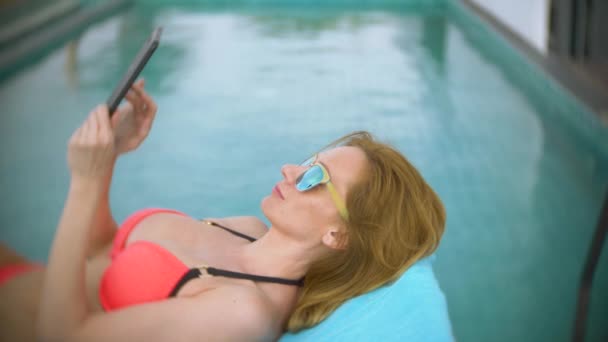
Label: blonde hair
xmin=286 ymin=131 xmax=446 ymax=332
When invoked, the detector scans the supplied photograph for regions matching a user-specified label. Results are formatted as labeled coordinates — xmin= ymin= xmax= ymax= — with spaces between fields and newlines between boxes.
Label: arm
xmin=38 ymin=104 xmax=120 ymax=340
xmin=38 ymin=84 xmax=160 ymax=341
xmin=76 ymin=288 xmax=274 ymax=342
xmin=87 ymin=161 xmax=118 ymax=258
xmin=43 ymin=278 xmax=275 ymax=341
xmin=39 ymin=177 xmax=275 ymax=341
xmin=38 ymin=180 xmax=105 ymax=340
xmin=89 ymin=78 xmax=157 ymax=257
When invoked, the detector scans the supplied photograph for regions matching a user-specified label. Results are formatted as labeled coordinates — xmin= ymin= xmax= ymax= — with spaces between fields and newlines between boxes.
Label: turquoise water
xmin=0 ymin=2 xmax=607 ymax=341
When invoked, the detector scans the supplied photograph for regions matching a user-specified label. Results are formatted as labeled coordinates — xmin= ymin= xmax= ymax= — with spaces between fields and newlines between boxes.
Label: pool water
xmin=0 ymin=2 xmax=607 ymax=341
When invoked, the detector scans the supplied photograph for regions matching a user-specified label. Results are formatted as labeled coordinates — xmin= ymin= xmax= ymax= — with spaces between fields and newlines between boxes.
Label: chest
xmin=97 ymin=212 xmax=297 ymax=323
xmin=96 ymin=213 xmax=254 ymax=309
xmin=125 ymin=213 xmax=246 ymax=270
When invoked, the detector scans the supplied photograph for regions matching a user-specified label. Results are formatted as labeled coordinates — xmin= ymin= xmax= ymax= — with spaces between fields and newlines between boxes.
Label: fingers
xmin=96 ymin=105 xmax=112 ymax=142
xmin=70 ymin=107 xmax=92 ymax=146
xmin=67 ymin=105 xmax=117 ymax=180
xmin=90 ymin=106 xmax=100 ymax=139
xmin=133 ymin=81 xmax=157 ymax=115
xmin=125 ymin=79 xmax=146 ymax=114
xmin=81 ymin=109 xmax=92 ymax=142
xmin=124 ymin=90 xmax=138 ymax=109
xmin=73 ymin=105 xmax=112 ymax=141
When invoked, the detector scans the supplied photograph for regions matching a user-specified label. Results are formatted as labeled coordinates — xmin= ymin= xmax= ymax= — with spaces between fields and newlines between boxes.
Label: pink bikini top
xmin=99 ymin=208 xmax=302 ymax=311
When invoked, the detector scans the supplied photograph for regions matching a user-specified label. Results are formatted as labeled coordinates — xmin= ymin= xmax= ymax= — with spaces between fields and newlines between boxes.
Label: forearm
xmin=38 ymin=180 xmax=103 ymax=341
xmin=87 ymin=161 xmax=118 ymax=257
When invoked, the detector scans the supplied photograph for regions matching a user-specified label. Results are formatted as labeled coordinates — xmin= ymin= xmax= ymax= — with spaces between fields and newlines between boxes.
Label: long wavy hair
xmin=286 ymin=131 xmax=446 ymax=332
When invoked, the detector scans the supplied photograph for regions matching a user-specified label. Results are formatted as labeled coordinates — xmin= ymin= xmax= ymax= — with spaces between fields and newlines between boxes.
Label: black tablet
xmin=106 ymin=27 xmax=162 ymax=116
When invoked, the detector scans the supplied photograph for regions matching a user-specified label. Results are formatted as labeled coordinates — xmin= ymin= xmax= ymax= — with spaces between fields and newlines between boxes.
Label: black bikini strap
xmin=201 ymin=220 xmax=257 ymax=242
xmin=169 ymin=266 xmax=304 ymax=297
xmin=169 ymin=268 xmax=202 ymax=297
xmin=206 ymin=266 xmax=304 ymax=286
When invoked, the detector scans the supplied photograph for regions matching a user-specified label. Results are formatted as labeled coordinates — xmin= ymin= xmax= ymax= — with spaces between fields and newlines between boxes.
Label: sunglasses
xmin=296 ymin=154 xmax=349 ymax=221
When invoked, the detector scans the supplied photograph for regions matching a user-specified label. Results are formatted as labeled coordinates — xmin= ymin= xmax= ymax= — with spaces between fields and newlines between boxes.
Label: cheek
xmin=261 ymin=194 xmax=328 ymax=238
xmin=297 ymin=190 xmax=338 ymax=217
xmin=260 ymin=196 xmax=303 ymax=228
xmin=294 ymin=195 xmax=337 ymax=232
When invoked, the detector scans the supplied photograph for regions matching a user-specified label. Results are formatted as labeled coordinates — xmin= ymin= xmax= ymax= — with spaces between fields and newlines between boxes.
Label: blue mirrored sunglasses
xmin=295 ymin=155 xmax=349 ymax=220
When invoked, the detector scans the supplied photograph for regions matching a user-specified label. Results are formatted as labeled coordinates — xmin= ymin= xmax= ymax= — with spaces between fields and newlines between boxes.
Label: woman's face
xmin=261 ymin=146 xmax=368 ymax=246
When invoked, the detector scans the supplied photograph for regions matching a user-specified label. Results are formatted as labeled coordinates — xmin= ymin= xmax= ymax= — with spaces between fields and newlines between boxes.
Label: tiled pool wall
xmin=446 ymin=0 xmax=608 ymax=158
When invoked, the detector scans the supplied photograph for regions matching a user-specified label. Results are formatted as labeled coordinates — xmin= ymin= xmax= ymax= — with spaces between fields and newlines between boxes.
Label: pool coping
xmin=448 ymin=0 xmax=608 ymax=158
xmin=458 ymin=0 xmax=608 ymax=126
xmin=0 ymin=0 xmax=134 ymax=80
xmin=0 ymin=0 xmax=80 ymax=49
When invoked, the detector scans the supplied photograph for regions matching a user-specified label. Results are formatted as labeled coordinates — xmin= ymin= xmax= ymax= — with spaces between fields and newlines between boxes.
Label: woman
xmin=0 ymin=80 xmax=446 ymax=341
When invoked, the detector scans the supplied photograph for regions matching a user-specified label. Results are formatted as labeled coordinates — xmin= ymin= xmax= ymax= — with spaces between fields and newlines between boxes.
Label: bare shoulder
xmin=196 ymin=284 xmax=279 ymax=340
xmin=202 ymin=216 xmax=268 ymax=239
xmin=226 ymin=285 xmax=276 ymax=323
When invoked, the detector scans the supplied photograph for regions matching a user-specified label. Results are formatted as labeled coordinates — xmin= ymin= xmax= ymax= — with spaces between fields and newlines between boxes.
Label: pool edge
xmin=447 ymin=0 xmax=608 ymax=157
xmin=0 ymin=0 xmax=134 ymax=81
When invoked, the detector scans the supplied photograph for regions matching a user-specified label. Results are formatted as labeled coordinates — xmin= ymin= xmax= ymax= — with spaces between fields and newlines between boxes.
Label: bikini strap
xmin=169 ymin=266 xmax=304 ymax=297
xmin=168 ymin=268 xmax=202 ymax=297
xmin=205 ymin=266 xmax=304 ymax=287
xmin=200 ymin=219 xmax=257 ymax=242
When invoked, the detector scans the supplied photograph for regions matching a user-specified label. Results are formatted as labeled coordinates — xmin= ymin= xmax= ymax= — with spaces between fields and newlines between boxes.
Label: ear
xmin=321 ymin=228 xmax=348 ymax=250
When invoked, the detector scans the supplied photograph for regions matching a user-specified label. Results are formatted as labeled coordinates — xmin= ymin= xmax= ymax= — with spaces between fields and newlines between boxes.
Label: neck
xmin=239 ymin=227 xmax=316 ymax=282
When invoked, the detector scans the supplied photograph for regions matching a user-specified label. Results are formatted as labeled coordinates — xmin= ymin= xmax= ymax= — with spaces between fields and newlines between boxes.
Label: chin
xmin=260 ymin=196 xmax=272 ymax=218
xmin=260 ymin=196 xmax=282 ymax=229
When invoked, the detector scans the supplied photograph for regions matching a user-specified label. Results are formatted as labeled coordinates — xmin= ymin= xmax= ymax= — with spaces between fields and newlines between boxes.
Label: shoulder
xmin=195 ymin=285 xmax=278 ymax=339
xmin=202 ymin=216 xmax=268 ymax=239
xmin=230 ymin=286 xmax=276 ymax=324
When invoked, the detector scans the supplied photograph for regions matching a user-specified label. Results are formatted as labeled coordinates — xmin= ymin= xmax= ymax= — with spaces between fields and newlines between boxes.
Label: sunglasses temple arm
xmin=326 ymin=183 xmax=349 ymax=221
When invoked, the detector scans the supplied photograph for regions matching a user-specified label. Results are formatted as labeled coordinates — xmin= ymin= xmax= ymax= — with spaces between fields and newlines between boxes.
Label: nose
xmin=281 ymin=164 xmax=304 ymax=184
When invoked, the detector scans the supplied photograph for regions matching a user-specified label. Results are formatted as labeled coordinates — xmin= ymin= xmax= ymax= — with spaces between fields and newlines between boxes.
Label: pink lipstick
xmin=273 ymin=184 xmax=284 ymax=199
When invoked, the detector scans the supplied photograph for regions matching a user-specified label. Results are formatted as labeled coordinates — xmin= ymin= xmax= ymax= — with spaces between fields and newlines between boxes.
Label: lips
xmin=273 ymin=184 xmax=284 ymax=199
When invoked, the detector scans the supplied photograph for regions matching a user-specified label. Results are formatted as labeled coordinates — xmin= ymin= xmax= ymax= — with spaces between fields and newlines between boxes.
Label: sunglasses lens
xmin=296 ymin=165 xmax=324 ymax=191
xmin=300 ymin=156 xmax=315 ymax=167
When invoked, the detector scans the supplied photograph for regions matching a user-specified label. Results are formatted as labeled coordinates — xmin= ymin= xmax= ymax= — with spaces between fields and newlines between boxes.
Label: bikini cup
xmin=99 ymin=209 xmax=303 ymax=311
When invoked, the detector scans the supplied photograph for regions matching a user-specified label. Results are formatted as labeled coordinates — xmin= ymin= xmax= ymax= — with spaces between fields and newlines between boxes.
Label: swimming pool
xmin=0 ymin=0 xmax=606 ymax=340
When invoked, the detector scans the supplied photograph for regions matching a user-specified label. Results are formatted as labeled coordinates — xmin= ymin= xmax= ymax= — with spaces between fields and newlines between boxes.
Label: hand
xmin=68 ymin=105 xmax=116 ymax=182
xmin=110 ymin=79 xmax=157 ymax=155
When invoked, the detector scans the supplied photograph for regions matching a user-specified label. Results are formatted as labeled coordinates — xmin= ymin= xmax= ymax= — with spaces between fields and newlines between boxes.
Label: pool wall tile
xmin=446 ymin=0 xmax=608 ymax=158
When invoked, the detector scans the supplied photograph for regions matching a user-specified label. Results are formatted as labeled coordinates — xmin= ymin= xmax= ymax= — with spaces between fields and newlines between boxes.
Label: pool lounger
xmin=280 ymin=255 xmax=454 ymax=341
